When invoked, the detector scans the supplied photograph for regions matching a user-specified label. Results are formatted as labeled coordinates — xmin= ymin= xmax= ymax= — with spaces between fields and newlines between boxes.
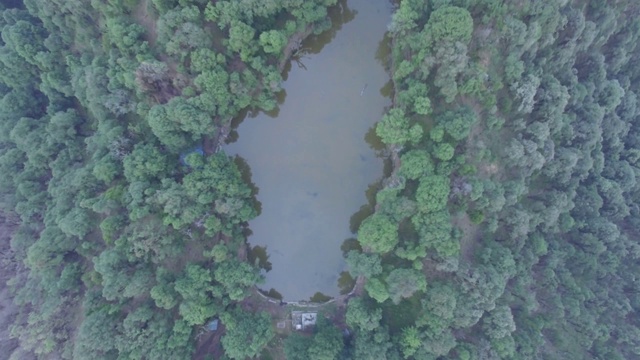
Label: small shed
xmin=292 ymin=311 xmax=317 ymax=330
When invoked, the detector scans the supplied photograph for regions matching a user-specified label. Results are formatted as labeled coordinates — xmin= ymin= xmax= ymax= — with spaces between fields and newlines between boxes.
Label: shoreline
xmin=249 ymin=32 xmax=401 ymax=306
xmin=203 ymin=25 xmax=316 ymax=156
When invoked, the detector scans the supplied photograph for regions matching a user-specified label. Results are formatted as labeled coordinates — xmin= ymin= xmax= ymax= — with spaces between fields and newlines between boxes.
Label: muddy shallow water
xmin=225 ymin=0 xmax=392 ymax=301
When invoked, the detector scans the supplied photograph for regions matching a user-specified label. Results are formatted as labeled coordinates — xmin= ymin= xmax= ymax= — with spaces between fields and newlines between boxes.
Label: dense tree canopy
xmin=220 ymin=309 xmax=274 ymax=359
xmin=348 ymin=0 xmax=640 ymax=359
xmin=357 ymin=214 xmax=399 ymax=254
xmin=425 ymin=6 xmax=473 ymax=45
xmin=3 ymin=0 xmax=640 ymax=359
xmin=0 ymin=0 xmax=338 ymax=358
xmin=284 ymin=317 xmax=345 ymax=360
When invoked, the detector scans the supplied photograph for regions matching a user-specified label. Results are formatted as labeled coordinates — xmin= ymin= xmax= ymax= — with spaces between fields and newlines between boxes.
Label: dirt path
xmin=133 ymin=0 xmax=158 ymax=47
xmin=453 ymin=212 xmax=481 ymax=263
xmin=193 ymin=323 xmax=225 ymax=360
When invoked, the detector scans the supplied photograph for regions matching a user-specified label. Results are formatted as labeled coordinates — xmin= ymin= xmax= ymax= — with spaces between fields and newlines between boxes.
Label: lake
xmin=225 ymin=0 xmax=392 ymax=301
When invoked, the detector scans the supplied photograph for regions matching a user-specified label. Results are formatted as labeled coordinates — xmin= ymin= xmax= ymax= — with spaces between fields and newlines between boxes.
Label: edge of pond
xmin=201 ymin=1 xmax=401 ymax=305
xmin=247 ymin=32 xmax=402 ymax=307
xmin=202 ymin=23 xmax=316 ymax=156
xmin=209 ymin=21 xmax=346 ymax=305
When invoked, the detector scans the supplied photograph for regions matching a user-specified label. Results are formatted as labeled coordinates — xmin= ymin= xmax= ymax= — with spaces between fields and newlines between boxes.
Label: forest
xmin=0 ymin=0 xmax=639 ymax=359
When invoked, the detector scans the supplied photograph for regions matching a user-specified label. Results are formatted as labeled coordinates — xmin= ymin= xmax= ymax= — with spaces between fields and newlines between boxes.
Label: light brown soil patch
xmin=133 ymin=0 xmax=158 ymax=46
xmin=453 ymin=212 xmax=481 ymax=264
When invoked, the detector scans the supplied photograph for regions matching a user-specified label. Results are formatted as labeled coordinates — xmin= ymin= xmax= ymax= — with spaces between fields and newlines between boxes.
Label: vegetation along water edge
xmin=1 ymin=0 xmax=640 ymax=360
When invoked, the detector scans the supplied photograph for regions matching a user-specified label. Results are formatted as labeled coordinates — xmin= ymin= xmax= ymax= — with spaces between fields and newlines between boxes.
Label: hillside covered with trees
xmin=1 ymin=0 xmax=640 ymax=359
xmin=0 ymin=0 xmax=337 ymax=358
xmin=344 ymin=0 xmax=640 ymax=359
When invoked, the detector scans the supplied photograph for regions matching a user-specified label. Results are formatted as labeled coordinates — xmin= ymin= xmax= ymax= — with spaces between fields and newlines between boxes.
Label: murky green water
xmin=225 ymin=0 xmax=392 ymax=301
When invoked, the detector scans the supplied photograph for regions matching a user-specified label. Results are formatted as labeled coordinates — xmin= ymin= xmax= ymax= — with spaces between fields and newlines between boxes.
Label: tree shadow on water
xmin=379 ymin=79 xmax=394 ymax=99
xmin=338 ymin=271 xmax=356 ymax=295
xmin=365 ymin=124 xmax=394 ymax=177
xmin=309 ymin=292 xmax=333 ymax=302
xmin=226 ymin=88 xmax=288 ymax=145
xmin=341 ymin=237 xmax=362 ymax=257
xmin=259 ymin=288 xmax=283 ymax=301
xmin=232 ymin=155 xmax=262 ymax=216
xmin=263 ymin=88 xmax=287 ymax=118
xmin=349 ymin=179 xmax=386 ymax=233
xmin=248 ymin=245 xmax=273 ymax=272
xmin=280 ymin=0 xmax=357 ymax=79
xmin=375 ymin=31 xmax=393 ymax=69
xmin=364 ymin=123 xmax=386 ymax=153
xmin=302 ymin=0 xmax=357 ymax=56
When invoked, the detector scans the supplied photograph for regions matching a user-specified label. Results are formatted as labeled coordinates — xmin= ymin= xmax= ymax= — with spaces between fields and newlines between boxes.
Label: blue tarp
xmin=206 ymin=319 xmax=219 ymax=331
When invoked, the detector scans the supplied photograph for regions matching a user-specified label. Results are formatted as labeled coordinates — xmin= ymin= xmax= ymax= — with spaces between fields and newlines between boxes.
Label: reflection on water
xmin=341 ymin=238 xmax=362 ymax=256
xmin=298 ymin=0 xmax=357 ymax=55
xmin=248 ymin=245 xmax=272 ymax=272
xmin=349 ymin=180 xmax=384 ymax=233
xmin=375 ymin=32 xmax=393 ymax=69
xmin=225 ymin=0 xmax=392 ymax=300
xmin=310 ymin=292 xmax=333 ymax=303
xmin=338 ymin=271 xmax=356 ymax=295
xmin=233 ymin=156 xmax=262 ymax=215
xmin=380 ymin=79 xmax=394 ymax=99
xmin=259 ymin=288 xmax=284 ymax=301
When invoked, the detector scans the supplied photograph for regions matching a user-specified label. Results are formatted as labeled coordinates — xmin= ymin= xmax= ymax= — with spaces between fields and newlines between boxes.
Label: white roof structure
xmin=301 ymin=313 xmax=317 ymax=328
xmin=292 ymin=311 xmax=318 ymax=330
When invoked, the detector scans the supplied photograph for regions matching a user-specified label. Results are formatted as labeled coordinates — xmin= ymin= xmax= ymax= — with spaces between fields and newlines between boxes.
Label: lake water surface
xmin=225 ymin=0 xmax=392 ymax=301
